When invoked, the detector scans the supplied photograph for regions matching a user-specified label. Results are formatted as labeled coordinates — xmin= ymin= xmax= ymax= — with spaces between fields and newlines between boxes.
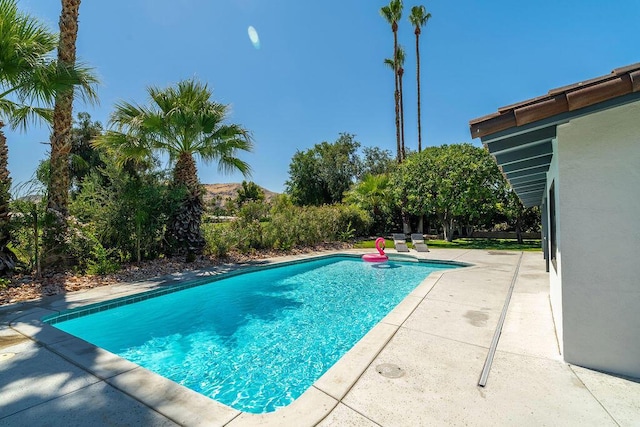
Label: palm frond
xmin=0 ymin=0 xmax=98 ymax=129
xmin=384 ymin=58 xmax=396 ymax=70
xmin=395 ymin=45 xmax=405 ymax=66
xmin=92 ymin=130 xmax=154 ymax=166
xmin=103 ymin=78 xmax=253 ymax=177
xmin=6 ymin=104 xmax=52 ymax=130
xmin=409 ymin=5 xmax=432 ymax=29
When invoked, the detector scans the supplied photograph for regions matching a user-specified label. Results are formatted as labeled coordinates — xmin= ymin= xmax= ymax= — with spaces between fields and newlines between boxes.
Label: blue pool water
xmin=49 ymin=256 xmax=458 ymax=413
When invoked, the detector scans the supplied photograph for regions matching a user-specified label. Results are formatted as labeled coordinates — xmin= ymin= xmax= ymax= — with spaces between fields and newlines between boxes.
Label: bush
xmin=9 ymin=198 xmax=46 ymax=273
xmin=203 ymin=198 xmax=371 ymax=254
xmin=85 ymin=241 xmax=120 ymax=275
xmin=202 ymin=223 xmax=232 ymax=257
xmin=70 ymin=160 xmax=180 ymax=263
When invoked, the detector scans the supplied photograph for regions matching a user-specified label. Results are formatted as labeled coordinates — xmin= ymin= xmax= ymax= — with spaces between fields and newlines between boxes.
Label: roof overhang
xmin=469 ymin=63 xmax=640 ymax=207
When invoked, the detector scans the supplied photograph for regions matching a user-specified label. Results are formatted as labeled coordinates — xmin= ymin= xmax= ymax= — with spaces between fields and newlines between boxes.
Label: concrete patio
xmin=1 ymin=249 xmax=639 ymax=426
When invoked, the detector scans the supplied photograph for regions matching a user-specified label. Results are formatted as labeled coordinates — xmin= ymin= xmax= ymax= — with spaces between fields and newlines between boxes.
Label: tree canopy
xmin=285 ymin=133 xmax=361 ymax=206
xmin=390 ymin=143 xmax=505 ymax=241
xmin=236 ymin=180 xmax=265 ymax=208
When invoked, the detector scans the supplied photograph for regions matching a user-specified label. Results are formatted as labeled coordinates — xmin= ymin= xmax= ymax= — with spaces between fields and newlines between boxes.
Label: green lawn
xmin=354 ymin=238 xmax=541 ymax=252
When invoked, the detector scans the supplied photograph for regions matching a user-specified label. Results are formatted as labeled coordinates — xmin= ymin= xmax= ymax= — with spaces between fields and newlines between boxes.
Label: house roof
xmin=469 ymin=63 xmax=640 ymax=207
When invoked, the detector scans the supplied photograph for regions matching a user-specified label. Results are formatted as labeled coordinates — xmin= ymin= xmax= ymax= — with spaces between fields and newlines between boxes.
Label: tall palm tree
xmin=409 ymin=5 xmax=431 ymax=152
xmin=0 ymin=0 xmax=95 ymax=272
xmin=396 ymin=46 xmax=406 ymax=161
xmin=380 ymin=0 xmax=403 ymax=163
xmin=48 ymin=0 xmax=81 ymax=219
xmin=94 ymin=79 xmax=253 ymax=259
xmin=384 ymin=46 xmax=406 ymax=162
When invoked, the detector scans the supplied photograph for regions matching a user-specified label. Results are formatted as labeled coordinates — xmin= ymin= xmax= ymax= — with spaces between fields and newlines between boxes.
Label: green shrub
xmin=70 ymin=160 xmax=180 ymax=263
xmin=9 ymin=198 xmax=46 ymax=273
xmin=202 ymin=199 xmax=372 ymax=255
xmin=263 ymin=203 xmax=370 ymax=249
xmin=203 ymin=223 xmax=232 ymax=257
xmin=85 ymin=242 xmax=120 ymax=275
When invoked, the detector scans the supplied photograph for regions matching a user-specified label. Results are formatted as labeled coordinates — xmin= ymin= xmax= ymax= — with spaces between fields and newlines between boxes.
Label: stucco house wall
xmin=545 ymin=139 xmax=563 ymax=354
xmin=470 ymin=64 xmax=640 ymax=378
xmin=553 ymin=100 xmax=640 ymax=377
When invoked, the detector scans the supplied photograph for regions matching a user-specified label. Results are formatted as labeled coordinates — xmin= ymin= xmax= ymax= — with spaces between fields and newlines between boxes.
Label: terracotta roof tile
xmin=470 ymin=63 xmax=640 ymax=139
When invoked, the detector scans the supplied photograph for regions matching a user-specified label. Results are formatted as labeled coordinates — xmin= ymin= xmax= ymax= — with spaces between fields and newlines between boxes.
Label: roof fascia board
xmin=479 ymin=91 xmax=640 ymax=144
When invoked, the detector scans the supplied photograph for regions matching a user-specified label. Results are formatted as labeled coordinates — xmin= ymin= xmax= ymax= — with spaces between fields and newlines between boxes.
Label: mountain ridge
xmin=202 ymin=183 xmax=279 ymax=206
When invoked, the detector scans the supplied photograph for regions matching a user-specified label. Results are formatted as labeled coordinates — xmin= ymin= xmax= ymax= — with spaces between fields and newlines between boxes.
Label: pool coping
xmin=2 ymin=251 xmax=472 ymax=426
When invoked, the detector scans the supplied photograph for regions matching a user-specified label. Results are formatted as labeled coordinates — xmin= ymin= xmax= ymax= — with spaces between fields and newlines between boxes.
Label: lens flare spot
xmin=247 ymin=26 xmax=260 ymax=49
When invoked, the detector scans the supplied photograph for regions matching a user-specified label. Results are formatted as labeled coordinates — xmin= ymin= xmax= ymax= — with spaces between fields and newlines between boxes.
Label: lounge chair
xmin=392 ymin=233 xmax=409 ymax=252
xmin=411 ymin=233 xmax=429 ymax=252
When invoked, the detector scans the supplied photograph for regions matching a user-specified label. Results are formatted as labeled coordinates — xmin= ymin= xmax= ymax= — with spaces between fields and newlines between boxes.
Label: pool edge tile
xmin=106 ymin=366 xmax=240 ymax=427
xmin=411 ymin=271 xmax=445 ymax=298
xmin=48 ymin=337 xmax=141 ymax=380
xmin=227 ymin=386 xmax=338 ymax=427
xmin=9 ymin=308 xmax=72 ymax=346
xmin=314 ymin=322 xmax=398 ymax=401
xmin=381 ymin=295 xmax=423 ymax=326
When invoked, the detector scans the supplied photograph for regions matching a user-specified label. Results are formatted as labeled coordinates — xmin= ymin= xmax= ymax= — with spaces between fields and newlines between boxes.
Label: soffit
xmin=468 ymin=63 xmax=640 ymax=207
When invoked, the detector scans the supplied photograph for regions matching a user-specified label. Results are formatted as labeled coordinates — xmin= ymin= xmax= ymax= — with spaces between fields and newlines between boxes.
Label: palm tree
xmin=345 ymin=174 xmax=391 ymax=234
xmin=396 ymin=46 xmax=406 ymax=161
xmin=94 ymin=79 xmax=253 ymax=259
xmin=0 ymin=0 xmax=95 ymax=272
xmin=48 ymin=0 xmax=81 ymax=219
xmin=384 ymin=46 xmax=406 ymax=162
xmin=380 ymin=0 xmax=403 ymax=163
xmin=409 ymin=5 xmax=431 ymax=152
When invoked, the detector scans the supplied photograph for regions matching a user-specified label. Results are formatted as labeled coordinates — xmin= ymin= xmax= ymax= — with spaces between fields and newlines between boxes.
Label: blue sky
xmin=6 ymin=0 xmax=639 ymax=194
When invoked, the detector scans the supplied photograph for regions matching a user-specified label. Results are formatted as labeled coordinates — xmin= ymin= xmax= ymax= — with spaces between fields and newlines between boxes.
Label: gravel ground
xmin=0 ymin=244 xmax=350 ymax=306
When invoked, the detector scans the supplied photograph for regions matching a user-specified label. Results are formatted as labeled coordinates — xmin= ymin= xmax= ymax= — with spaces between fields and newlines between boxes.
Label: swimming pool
xmin=45 ymin=255 xmax=460 ymax=413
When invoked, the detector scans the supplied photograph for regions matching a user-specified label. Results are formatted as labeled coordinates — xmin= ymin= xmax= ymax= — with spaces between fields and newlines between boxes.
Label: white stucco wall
xmin=555 ymin=100 xmax=640 ymax=377
xmin=545 ymin=138 xmax=563 ymax=355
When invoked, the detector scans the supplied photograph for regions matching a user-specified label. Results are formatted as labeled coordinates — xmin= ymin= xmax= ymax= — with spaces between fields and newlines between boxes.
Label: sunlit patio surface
xmin=1 ymin=249 xmax=639 ymax=426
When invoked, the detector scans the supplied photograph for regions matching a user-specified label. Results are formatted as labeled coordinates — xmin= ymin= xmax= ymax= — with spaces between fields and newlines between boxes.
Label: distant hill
xmin=202 ymin=183 xmax=279 ymax=207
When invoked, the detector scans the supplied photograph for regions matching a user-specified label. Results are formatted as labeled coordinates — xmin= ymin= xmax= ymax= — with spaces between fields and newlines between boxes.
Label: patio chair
xmin=392 ymin=233 xmax=409 ymax=252
xmin=411 ymin=233 xmax=429 ymax=252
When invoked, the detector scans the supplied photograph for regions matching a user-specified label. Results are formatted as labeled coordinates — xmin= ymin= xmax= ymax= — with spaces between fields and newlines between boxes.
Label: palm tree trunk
xmin=166 ymin=152 xmax=205 ymax=260
xmin=44 ymin=0 xmax=81 ymax=267
xmin=415 ymin=31 xmax=422 ymax=152
xmin=173 ymin=151 xmax=200 ymax=191
xmin=48 ymin=0 xmax=80 ymax=217
xmin=392 ymin=29 xmax=401 ymax=163
xmin=399 ymin=67 xmax=405 ymax=161
xmin=0 ymin=123 xmax=18 ymax=273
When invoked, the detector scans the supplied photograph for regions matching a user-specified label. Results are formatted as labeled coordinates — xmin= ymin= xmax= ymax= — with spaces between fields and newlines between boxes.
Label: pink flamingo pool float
xmin=362 ymin=237 xmax=389 ymax=263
